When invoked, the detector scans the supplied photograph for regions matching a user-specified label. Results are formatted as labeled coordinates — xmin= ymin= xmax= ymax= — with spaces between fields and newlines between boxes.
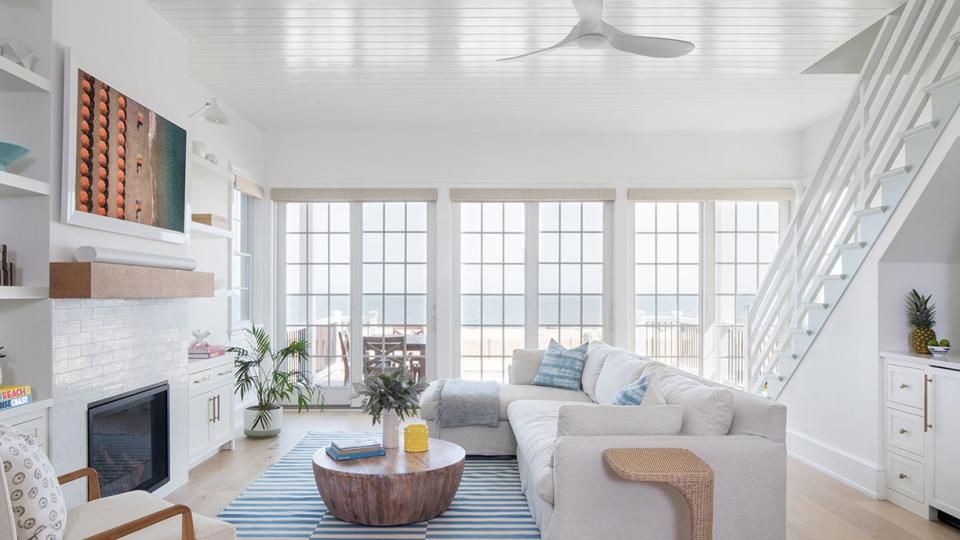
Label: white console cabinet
xmin=881 ymin=352 xmax=960 ymax=520
xmin=188 ymin=357 xmax=235 ymax=468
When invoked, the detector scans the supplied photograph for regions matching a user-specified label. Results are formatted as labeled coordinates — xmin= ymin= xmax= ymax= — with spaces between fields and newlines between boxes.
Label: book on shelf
xmin=188 ymin=351 xmax=226 ymax=359
xmin=325 ymin=446 xmax=386 ymax=461
xmin=0 ymin=386 xmax=32 ymax=411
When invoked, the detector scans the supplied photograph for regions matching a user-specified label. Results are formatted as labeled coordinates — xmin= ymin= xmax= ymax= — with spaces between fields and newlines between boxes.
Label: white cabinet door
xmin=188 ymin=393 xmax=212 ymax=459
xmin=208 ymin=385 xmax=232 ymax=444
xmin=929 ymin=366 xmax=960 ymax=516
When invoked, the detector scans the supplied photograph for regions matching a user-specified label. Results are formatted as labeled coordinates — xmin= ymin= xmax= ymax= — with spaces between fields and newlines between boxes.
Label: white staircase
xmin=747 ymin=0 xmax=960 ymax=399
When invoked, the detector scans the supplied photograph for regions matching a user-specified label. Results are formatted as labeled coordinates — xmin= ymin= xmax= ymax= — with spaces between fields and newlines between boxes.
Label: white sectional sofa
xmin=419 ymin=342 xmax=786 ymax=540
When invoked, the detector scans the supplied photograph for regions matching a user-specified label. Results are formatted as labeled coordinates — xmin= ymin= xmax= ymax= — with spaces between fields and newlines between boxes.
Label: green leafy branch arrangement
xmin=352 ymin=367 xmax=428 ymax=424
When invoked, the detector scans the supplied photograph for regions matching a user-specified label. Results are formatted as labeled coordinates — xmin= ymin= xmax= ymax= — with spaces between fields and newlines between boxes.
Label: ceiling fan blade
xmin=496 ymin=25 xmax=580 ymax=62
xmin=603 ymin=23 xmax=695 ymax=58
xmin=572 ymin=0 xmax=603 ymax=28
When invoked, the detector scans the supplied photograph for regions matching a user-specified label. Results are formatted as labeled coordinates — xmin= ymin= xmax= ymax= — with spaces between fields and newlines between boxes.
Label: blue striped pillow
xmin=612 ymin=376 xmax=651 ymax=405
xmin=531 ymin=339 xmax=589 ymax=390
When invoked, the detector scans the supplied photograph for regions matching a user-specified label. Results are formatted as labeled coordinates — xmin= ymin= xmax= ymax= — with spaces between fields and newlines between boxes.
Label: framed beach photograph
xmin=61 ymin=48 xmax=188 ymax=243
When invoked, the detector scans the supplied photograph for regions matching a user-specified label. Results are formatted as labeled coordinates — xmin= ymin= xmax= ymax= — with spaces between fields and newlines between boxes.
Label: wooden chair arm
xmin=56 ymin=467 xmax=101 ymax=501
xmin=85 ymin=504 xmax=196 ymax=540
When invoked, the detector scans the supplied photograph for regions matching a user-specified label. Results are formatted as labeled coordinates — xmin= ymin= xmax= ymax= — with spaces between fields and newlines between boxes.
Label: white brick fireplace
xmin=50 ymin=298 xmax=191 ymax=505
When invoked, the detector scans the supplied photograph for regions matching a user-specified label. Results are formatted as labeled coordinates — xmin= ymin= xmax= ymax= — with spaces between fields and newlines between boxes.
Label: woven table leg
xmin=672 ymin=477 xmax=714 ymax=540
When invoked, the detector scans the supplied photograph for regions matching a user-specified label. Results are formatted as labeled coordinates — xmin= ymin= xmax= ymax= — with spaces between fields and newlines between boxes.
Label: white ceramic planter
xmin=244 ymin=406 xmax=283 ymax=438
xmin=381 ymin=409 xmax=400 ymax=449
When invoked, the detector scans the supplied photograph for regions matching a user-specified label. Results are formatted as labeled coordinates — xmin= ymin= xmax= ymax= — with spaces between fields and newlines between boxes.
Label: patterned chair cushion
xmin=531 ymin=340 xmax=588 ymax=391
xmin=0 ymin=423 xmax=66 ymax=540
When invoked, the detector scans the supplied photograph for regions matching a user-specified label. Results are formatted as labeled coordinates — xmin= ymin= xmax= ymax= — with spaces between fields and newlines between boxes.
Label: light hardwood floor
xmin=168 ymin=410 xmax=960 ymax=540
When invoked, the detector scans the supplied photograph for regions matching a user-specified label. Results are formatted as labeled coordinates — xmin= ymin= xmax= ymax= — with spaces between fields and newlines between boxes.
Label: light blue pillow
xmin=612 ymin=376 xmax=650 ymax=405
xmin=531 ymin=339 xmax=589 ymax=390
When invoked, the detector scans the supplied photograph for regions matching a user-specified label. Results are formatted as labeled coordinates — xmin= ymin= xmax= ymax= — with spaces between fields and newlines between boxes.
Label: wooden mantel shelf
xmin=50 ymin=262 xmax=214 ymax=299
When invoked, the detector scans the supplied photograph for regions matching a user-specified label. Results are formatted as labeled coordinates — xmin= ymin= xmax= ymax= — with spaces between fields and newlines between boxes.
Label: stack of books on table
xmin=0 ymin=385 xmax=32 ymax=411
xmin=189 ymin=345 xmax=226 ymax=360
xmin=325 ymin=439 xmax=386 ymax=461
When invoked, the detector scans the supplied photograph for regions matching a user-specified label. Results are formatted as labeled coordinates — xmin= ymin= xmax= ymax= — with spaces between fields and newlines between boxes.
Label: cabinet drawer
xmin=11 ymin=416 xmax=47 ymax=450
xmin=886 ymin=364 xmax=924 ymax=409
xmin=189 ymin=368 xmax=214 ymax=394
xmin=886 ymin=408 xmax=925 ymax=457
xmin=212 ymin=362 xmax=234 ymax=384
xmin=886 ymin=452 xmax=924 ymax=502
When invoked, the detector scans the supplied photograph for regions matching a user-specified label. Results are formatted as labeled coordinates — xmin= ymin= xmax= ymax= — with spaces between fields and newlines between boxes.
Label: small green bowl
xmin=0 ymin=142 xmax=29 ymax=171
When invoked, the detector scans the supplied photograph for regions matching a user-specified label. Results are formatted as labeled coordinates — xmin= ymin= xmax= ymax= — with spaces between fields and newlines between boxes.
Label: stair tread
xmin=802 ymin=302 xmax=830 ymax=309
xmin=900 ymin=120 xmax=939 ymax=139
xmin=923 ymin=71 xmax=960 ymax=94
xmin=854 ymin=206 xmax=887 ymax=217
xmin=791 ymin=328 xmax=813 ymax=335
xmin=875 ymin=166 xmax=912 ymax=181
xmin=818 ymin=273 xmax=847 ymax=280
xmin=835 ymin=241 xmax=867 ymax=250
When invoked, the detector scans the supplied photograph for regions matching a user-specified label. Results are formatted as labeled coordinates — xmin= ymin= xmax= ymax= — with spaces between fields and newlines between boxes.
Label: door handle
xmin=924 ymin=375 xmax=933 ymax=432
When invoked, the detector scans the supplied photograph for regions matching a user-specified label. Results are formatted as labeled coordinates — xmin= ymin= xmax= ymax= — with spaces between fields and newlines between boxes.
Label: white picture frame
xmin=61 ymin=47 xmax=189 ymax=244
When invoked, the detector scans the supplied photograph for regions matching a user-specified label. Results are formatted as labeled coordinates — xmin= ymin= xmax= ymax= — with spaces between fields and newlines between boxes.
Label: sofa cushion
xmin=0 ymin=423 xmax=66 ymax=540
xmin=593 ymin=351 xmax=652 ymax=404
xmin=510 ymin=349 xmax=545 ymax=385
xmin=498 ymin=383 xmax=591 ymax=420
xmin=582 ymin=341 xmax=616 ymax=402
xmin=507 ymin=400 xmax=571 ymax=505
xmin=531 ymin=340 xmax=588 ymax=390
xmin=653 ymin=366 xmax=735 ymax=436
xmin=557 ymin=404 xmax=683 ymax=437
xmin=65 ymin=490 xmax=234 ymax=540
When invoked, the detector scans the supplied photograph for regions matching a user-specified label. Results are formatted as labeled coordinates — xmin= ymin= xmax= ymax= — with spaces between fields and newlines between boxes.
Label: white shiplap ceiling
xmin=150 ymin=0 xmax=902 ymax=131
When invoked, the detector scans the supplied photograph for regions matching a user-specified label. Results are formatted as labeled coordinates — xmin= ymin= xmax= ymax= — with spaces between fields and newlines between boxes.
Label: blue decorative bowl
xmin=0 ymin=142 xmax=29 ymax=170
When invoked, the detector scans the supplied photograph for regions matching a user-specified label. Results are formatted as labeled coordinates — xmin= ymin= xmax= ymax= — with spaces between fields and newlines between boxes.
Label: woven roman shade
xmin=626 ymin=188 xmax=794 ymax=202
xmin=449 ymin=188 xmax=616 ymax=202
xmin=233 ymin=174 xmax=264 ymax=199
xmin=270 ymin=188 xmax=438 ymax=202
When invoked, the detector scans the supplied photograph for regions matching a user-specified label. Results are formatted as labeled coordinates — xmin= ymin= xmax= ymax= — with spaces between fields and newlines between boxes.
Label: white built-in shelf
xmin=0 ymin=286 xmax=49 ymax=300
xmin=0 ymin=170 xmax=49 ymax=197
xmin=191 ymin=156 xmax=232 ymax=183
xmin=0 ymin=399 xmax=53 ymax=421
xmin=190 ymin=222 xmax=233 ymax=240
xmin=0 ymin=56 xmax=51 ymax=94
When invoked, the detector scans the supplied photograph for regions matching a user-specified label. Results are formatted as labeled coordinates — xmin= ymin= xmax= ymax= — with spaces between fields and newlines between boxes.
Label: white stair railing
xmin=747 ymin=0 xmax=960 ymax=398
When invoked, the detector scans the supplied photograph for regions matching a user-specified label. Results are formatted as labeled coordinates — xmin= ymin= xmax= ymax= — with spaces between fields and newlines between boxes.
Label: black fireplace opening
xmin=87 ymin=382 xmax=170 ymax=498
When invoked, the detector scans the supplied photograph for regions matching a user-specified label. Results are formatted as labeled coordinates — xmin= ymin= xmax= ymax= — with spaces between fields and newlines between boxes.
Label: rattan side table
xmin=602 ymin=448 xmax=715 ymax=540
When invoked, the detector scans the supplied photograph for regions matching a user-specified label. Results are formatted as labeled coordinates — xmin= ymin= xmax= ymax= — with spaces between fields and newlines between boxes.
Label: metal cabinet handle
xmin=898 ymin=428 xmax=908 ymax=434
xmin=900 ymin=383 xmax=909 ymax=389
xmin=214 ymin=395 xmax=220 ymax=423
xmin=924 ymin=375 xmax=933 ymax=432
xmin=899 ymin=473 xmax=908 ymax=480
xmin=208 ymin=397 xmax=214 ymax=422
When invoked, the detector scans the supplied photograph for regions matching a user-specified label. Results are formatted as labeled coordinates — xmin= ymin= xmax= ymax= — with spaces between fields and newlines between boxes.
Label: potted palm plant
xmin=352 ymin=367 xmax=428 ymax=448
xmin=228 ymin=326 xmax=321 ymax=438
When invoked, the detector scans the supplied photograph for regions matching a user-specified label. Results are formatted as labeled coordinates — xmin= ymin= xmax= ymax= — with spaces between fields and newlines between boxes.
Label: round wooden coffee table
xmin=312 ymin=438 xmax=465 ymax=526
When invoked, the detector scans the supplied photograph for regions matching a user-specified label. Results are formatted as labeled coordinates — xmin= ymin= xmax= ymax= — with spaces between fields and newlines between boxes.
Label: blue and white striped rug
xmin=218 ymin=432 xmax=541 ymax=540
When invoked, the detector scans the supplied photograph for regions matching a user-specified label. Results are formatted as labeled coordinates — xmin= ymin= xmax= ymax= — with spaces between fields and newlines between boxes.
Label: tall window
xmin=457 ymin=199 xmax=610 ymax=382
xmin=715 ymin=201 xmax=780 ymax=385
xmin=283 ymin=202 xmax=351 ymax=387
xmin=231 ymin=191 xmax=254 ymax=334
xmin=538 ymin=202 xmax=604 ymax=348
xmin=634 ymin=203 xmax=701 ymax=372
xmin=361 ymin=202 xmax=428 ymax=381
xmin=459 ymin=202 xmax=525 ymax=382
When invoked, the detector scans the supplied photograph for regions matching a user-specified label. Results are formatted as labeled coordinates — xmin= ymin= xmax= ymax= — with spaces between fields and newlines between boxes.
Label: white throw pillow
xmin=0 ymin=423 xmax=66 ymax=540
xmin=593 ymin=350 xmax=652 ymax=404
xmin=582 ymin=341 xmax=616 ymax=401
xmin=557 ymin=404 xmax=683 ymax=436
xmin=655 ymin=369 xmax=735 ymax=436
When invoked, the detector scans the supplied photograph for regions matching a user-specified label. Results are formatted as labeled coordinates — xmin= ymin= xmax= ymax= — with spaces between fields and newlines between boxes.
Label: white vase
xmin=381 ymin=409 xmax=400 ymax=449
xmin=244 ymin=406 xmax=283 ymax=439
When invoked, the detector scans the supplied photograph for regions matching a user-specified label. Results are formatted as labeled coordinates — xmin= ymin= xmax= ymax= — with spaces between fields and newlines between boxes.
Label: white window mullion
xmin=349 ymin=202 xmax=363 ymax=392
xmin=524 ymin=202 xmax=538 ymax=350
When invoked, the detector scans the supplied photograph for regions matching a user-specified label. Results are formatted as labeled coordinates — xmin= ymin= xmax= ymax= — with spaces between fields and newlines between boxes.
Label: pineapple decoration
xmin=906 ymin=289 xmax=937 ymax=354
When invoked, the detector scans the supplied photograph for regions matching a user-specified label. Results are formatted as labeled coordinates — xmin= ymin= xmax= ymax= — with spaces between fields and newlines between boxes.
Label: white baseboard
xmin=786 ymin=429 xmax=885 ymax=499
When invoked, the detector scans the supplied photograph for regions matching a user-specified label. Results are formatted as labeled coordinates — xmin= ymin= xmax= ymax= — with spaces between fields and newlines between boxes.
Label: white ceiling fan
xmin=497 ymin=0 xmax=695 ymax=61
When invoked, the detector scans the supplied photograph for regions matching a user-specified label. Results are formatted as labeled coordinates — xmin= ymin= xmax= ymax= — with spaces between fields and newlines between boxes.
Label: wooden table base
xmin=312 ymin=439 xmax=465 ymax=526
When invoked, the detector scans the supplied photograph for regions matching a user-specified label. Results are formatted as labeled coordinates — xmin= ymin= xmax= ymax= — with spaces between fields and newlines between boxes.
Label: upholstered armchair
xmin=1 ymin=466 xmax=235 ymax=540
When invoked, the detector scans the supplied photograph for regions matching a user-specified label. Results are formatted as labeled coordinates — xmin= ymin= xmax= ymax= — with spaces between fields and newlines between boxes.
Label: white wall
xmin=800 ymin=113 xmax=842 ymax=181
xmin=265 ymin=128 xmax=803 ymax=186
xmin=879 ymin=263 xmax=960 ymax=352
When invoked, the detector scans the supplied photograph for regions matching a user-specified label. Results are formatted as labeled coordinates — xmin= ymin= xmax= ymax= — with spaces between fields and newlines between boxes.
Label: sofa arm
xmin=548 ymin=435 xmax=785 ymax=540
